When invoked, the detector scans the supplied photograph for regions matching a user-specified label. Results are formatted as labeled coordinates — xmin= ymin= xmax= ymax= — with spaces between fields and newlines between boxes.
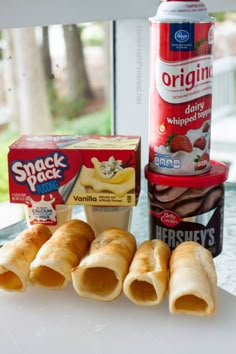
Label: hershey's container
xmin=149 ymin=0 xmax=215 ymax=175
xmin=145 ymin=161 xmax=229 ymax=257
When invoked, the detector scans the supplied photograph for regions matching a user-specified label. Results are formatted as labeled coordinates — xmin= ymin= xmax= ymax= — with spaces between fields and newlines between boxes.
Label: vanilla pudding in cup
xmin=48 ymin=204 xmax=73 ymax=232
xmin=84 ymin=205 xmax=132 ymax=236
xmin=24 ymin=203 xmax=73 ymax=233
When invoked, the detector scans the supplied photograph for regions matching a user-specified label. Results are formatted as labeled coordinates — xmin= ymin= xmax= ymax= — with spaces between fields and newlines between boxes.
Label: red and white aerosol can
xmin=149 ymin=0 xmax=215 ymax=175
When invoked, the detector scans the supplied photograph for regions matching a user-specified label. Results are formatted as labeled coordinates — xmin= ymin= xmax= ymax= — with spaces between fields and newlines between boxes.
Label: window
xmin=0 ymin=22 xmax=111 ymax=134
xmin=0 ymin=22 xmax=112 ymax=221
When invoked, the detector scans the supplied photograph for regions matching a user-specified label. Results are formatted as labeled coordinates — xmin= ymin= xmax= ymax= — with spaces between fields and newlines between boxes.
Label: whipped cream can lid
xmin=145 ymin=160 xmax=229 ymax=188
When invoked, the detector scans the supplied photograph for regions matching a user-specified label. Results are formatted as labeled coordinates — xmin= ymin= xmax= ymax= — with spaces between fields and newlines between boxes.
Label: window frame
xmin=0 ymin=0 xmax=236 ymax=28
xmin=0 ymin=0 xmax=157 ymax=28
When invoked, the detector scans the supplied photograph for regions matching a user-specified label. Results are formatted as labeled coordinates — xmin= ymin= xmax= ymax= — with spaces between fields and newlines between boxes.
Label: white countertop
xmin=0 ymin=286 xmax=236 ymax=354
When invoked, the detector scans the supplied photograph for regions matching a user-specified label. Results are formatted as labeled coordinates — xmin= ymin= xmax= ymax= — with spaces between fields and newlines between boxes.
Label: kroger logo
xmin=174 ymin=30 xmax=190 ymax=43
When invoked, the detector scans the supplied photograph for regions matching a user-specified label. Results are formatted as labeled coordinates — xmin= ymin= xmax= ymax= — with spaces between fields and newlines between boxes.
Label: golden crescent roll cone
xmin=29 ymin=219 xmax=95 ymax=289
xmin=72 ymin=227 xmax=137 ymax=301
xmin=0 ymin=224 xmax=52 ymax=292
xmin=169 ymin=241 xmax=217 ymax=316
xmin=123 ymin=239 xmax=171 ymax=306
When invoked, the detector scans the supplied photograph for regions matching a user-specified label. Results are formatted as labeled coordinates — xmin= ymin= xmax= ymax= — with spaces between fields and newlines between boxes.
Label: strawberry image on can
xmin=149 ymin=0 xmax=215 ymax=175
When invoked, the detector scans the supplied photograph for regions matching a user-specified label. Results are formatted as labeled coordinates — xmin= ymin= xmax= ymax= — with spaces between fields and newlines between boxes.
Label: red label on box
xmin=8 ymin=134 xmax=141 ymax=207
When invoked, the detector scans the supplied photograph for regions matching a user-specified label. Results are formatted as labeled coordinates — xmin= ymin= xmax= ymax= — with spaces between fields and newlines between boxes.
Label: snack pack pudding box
xmin=8 ymin=134 xmax=141 ymax=231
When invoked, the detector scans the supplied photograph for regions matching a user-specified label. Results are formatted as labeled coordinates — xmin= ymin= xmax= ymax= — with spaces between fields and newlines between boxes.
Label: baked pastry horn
xmin=0 ymin=224 xmax=52 ymax=292
xmin=169 ymin=241 xmax=217 ymax=316
xmin=30 ymin=219 xmax=95 ymax=289
xmin=123 ymin=240 xmax=171 ymax=306
xmin=72 ymin=227 xmax=137 ymax=301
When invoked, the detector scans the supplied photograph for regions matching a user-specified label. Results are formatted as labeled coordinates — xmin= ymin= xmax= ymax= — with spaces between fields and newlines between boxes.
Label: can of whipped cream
xmin=145 ymin=161 xmax=229 ymax=257
xmin=149 ymin=0 xmax=215 ymax=175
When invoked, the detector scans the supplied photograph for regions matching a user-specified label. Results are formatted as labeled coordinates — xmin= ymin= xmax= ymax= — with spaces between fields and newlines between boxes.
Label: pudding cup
xmin=24 ymin=204 xmax=73 ymax=233
xmin=84 ymin=205 xmax=132 ymax=237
